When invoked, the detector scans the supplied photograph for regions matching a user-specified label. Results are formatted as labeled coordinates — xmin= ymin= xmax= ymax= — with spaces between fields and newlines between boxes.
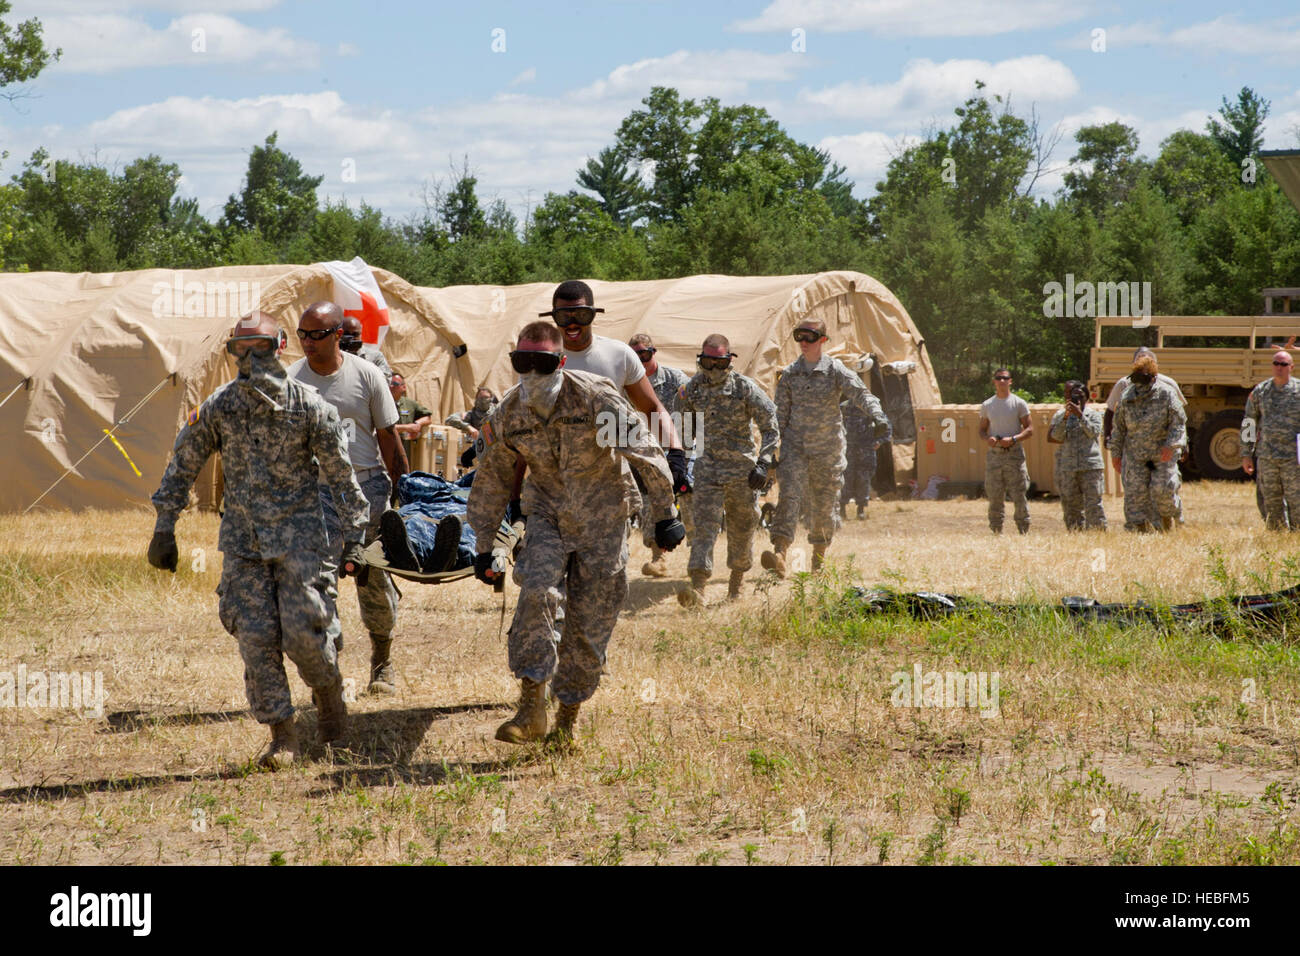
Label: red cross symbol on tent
xmin=344 ymin=290 xmax=389 ymax=344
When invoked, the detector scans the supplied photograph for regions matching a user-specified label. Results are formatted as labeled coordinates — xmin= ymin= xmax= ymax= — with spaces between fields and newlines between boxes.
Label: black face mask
xmin=340 ymin=335 xmax=363 ymax=354
xmin=1130 ymin=371 xmax=1154 ymax=386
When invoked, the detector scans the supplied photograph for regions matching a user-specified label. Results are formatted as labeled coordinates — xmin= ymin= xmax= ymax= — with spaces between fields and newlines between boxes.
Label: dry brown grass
xmin=1 ymin=480 xmax=1298 ymax=865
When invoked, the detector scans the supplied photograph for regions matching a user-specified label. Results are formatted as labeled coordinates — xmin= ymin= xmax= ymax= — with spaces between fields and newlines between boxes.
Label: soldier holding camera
xmin=1047 ymin=380 xmax=1107 ymax=531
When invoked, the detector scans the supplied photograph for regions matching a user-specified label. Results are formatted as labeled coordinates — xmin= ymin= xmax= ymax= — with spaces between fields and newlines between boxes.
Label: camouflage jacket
xmin=466 ymin=370 xmax=675 ymax=565
xmin=1110 ymin=381 xmax=1187 ymax=464
xmin=1241 ymin=378 xmax=1300 ymax=459
xmin=842 ymin=392 xmax=892 ymax=451
xmin=360 ymin=344 xmax=391 ymax=379
xmin=1049 ymin=406 xmax=1104 ymax=471
xmin=446 ymin=401 xmax=497 ymax=433
xmin=676 ymin=370 xmax=779 ymax=483
xmin=775 ymin=354 xmax=877 ymax=459
xmin=152 ymin=364 xmax=368 ymax=560
xmin=648 ymin=363 xmax=690 ymax=417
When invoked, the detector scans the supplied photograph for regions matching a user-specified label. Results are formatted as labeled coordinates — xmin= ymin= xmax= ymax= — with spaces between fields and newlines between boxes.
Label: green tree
xmin=1207 ymin=86 xmax=1270 ymax=168
xmin=576 ymin=146 xmax=644 ymax=224
xmin=1149 ymin=130 xmax=1238 ymax=226
xmin=1062 ymin=122 xmax=1145 ymax=221
xmin=222 ymin=132 xmax=323 ymax=247
xmin=0 ymin=0 xmax=59 ymax=102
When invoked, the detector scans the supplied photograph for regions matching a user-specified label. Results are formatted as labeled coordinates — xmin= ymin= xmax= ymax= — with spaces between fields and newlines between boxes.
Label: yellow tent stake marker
xmin=103 ymin=429 xmax=143 ymax=477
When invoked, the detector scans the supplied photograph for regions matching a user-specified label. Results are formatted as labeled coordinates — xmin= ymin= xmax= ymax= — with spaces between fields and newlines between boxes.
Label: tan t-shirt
xmin=288 ymin=352 xmax=398 ymax=472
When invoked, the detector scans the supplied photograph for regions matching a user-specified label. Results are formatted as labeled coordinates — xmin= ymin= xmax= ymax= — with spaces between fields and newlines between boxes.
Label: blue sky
xmin=5 ymin=0 xmax=1299 ymax=224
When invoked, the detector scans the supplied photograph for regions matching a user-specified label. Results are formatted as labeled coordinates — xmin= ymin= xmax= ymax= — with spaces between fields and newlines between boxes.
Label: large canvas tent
xmin=1 ymin=266 xmax=939 ymax=513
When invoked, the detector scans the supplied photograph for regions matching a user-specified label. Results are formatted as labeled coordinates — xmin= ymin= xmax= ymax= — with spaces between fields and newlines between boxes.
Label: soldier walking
xmin=1047 ymin=380 xmax=1106 ymax=531
xmin=674 ymin=333 xmax=779 ymax=606
xmin=1110 ymin=354 xmax=1187 ymax=531
xmin=839 ymin=357 xmax=892 ymax=520
xmin=1241 ymin=351 xmax=1300 ymax=530
xmin=148 ymin=313 xmax=369 ymax=768
xmin=466 ymin=322 xmax=685 ymax=750
xmin=979 ymin=369 xmax=1034 ymax=534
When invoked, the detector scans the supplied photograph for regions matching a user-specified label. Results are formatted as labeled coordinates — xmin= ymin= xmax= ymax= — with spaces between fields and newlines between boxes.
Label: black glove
xmin=507 ymin=498 xmax=525 ymax=526
xmin=147 ymin=531 xmax=178 ymax=573
xmin=747 ymin=460 xmax=769 ymax=491
xmin=666 ymin=448 xmax=691 ymax=494
xmin=473 ymin=551 xmax=499 ymax=585
xmin=340 ymin=542 xmax=367 ymax=580
xmin=460 ymin=446 xmax=477 ymax=469
xmin=654 ymin=517 xmax=686 ymax=552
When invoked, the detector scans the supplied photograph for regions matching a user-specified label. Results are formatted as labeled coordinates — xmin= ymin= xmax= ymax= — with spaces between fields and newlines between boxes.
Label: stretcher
xmin=357 ymin=520 xmax=524 ymax=592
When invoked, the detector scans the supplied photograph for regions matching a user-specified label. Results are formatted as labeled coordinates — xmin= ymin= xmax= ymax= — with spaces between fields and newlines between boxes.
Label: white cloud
xmin=337 ymin=42 xmax=359 ymax=57
xmin=732 ymin=0 xmax=1087 ymax=37
xmin=509 ymin=68 xmax=536 ymax=87
xmin=573 ymin=49 xmax=810 ymax=100
xmin=1066 ymin=16 xmax=1300 ymax=57
xmin=818 ymin=130 xmax=921 ymax=187
xmin=34 ymin=13 xmax=319 ymax=73
xmin=800 ymin=55 xmax=1078 ymax=122
xmin=15 ymin=1 xmax=281 ymax=12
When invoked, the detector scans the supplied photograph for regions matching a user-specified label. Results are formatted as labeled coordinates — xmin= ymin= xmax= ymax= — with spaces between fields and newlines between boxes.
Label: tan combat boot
xmin=1160 ymin=516 xmax=1176 ymax=532
xmin=368 ymin=633 xmax=397 ymax=695
xmin=495 ymin=677 xmax=548 ymax=744
xmin=259 ymin=719 xmax=299 ymax=771
xmin=727 ymin=569 xmax=745 ymax=601
xmin=546 ymin=700 xmax=582 ymax=753
xmin=677 ymin=569 xmax=709 ymax=607
xmin=812 ymin=543 xmax=827 ymax=571
xmin=760 ymin=540 xmax=788 ymax=578
xmin=314 ymin=680 xmax=348 ymax=745
xmin=641 ymin=545 xmax=668 ymax=578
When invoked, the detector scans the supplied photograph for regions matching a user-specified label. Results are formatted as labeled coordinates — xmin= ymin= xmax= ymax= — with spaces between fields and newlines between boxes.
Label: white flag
xmin=322 ymin=256 xmax=390 ymax=345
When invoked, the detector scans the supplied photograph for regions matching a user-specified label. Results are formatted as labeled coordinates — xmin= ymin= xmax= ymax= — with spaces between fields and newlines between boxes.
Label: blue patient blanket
xmin=395 ymin=471 xmax=489 ymax=571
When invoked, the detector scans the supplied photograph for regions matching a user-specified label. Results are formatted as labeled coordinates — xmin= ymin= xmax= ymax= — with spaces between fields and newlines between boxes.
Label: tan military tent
xmin=0 ymin=266 xmax=938 ymax=512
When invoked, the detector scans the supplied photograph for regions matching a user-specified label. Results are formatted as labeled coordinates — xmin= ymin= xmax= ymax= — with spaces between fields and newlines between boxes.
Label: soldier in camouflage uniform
xmin=148 ymin=313 xmax=369 ymax=769
xmin=467 ymin=322 xmax=685 ymax=750
xmin=761 ymin=319 xmax=881 ymax=575
xmin=1047 ymin=380 xmax=1107 ymax=531
xmin=839 ymin=362 xmax=892 ymax=519
xmin=340 ymin=314 xmax=392 ymax=379
xmin=1110 ymin=355 xmax=1187 ymax=532
xmin=629 ymin=333 xmax=693 ymax=577
xmin=674 ymin=333 xmax=779 ymax=606
xmin=446 ymin=387 xmax=498 ymax=440
xmin=1241 ymin=351 xmax=1300 ymax=530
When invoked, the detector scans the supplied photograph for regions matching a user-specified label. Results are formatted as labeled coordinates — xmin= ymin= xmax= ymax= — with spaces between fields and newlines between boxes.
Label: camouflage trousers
xmin=1055 ymin=466 xmax=1107 ymax=531
xmin=321 ymin=469 xmax=399 ymax=639
xmin=1257 ymin=457 xmax=1300 ymax=530
xmin=217 ymin=550 xmax=342 ymax=725
xmin=510 ymin=514 xmax=627 ymax=706
xmin=841 ymin=447 xmax=877 ymax=507
xmin=986 ymin=446 xmax=1030 ymax=533
xmin=689 ymin=476 xmax=759 ymax=575
xmin=770 ymin=449 xmax=844 ymax=547
xmin=1120 ymin=455 xmax=1181 ymax=530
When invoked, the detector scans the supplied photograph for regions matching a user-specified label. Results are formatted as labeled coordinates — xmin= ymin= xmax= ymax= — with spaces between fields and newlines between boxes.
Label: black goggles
xmin=225 ymin=334 xmax=281 ymax=357
xmin=539 ymin=306 xmax=603 ymax=327
xmin=339 ymin=333 xmax=363 ymax=352
xmin=297 ymin=326 xmax=340 ymax=341
xmin=792 ymin=329 xmax=823 ymax=344
xmin=698 ymin=353 xmax=734 ymax=371
xmin=634 ymin=347 xmax=656 ymax=361
xmin=510 ymin=350 xmax=563 ymax=375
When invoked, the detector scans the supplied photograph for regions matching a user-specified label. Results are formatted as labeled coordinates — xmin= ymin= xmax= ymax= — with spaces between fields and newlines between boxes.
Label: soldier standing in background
xmin=289 ymin=302 xmax=409 ymax=696
xmin=1241 ymin=350 xmax=1300 ymax=530
xmin=446 ymin=387 xmax=498 ymax=442
xmin=148 ymin=313 xmax=369 ymax=768
xmin=1047 ymin=379 xmax=1107 ymax=531
xmin=761 ymin=318 xmax=881 ymax=576
xmin=979 ymin=369 xmax=1034 ymax=535
xmin=839 ymin=357 xmax=892 ymax=520
xmin=629 ymin=332 xmax=692 ymax=577
xmin=466 ymin=322 xmax=685 ymax=750
xmin=675 ymin=334 xmax=778 ymax=605
xmin=340 ymin=314 xmax=392 ymax=379
xmin=389 ymin=372 xmax=433 ymax=467
xmin=1110 ymin=354 xmax=1187 ymax=532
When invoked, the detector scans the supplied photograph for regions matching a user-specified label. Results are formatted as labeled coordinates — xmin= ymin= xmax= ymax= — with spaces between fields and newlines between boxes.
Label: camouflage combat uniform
xmin=1241 ymin=377 xmax=1300 ymax=530
xmin=641 ymin=363 xmax=693 ymax=546
xmin=770 ymin=355 xmax=878 ymax=548
xmin=359 ymin=344 xmax=391 ymax=379
xmin=446 ymin=399 xmax=498 ymax=435
xmin=466 ymin=370 xmax=675 ymax=706
xmin=151 ymin=360 xmax=368 ymax=725
xmin=840 ymin=392 xmax=892 ymax=510
xmin=1111 ymin=381 xmax=1187 ymax=531
xmin=1048 ymin=406 xmax=1106 ymax=530
xmin=676 ymin=369 xmax=779 ymax=577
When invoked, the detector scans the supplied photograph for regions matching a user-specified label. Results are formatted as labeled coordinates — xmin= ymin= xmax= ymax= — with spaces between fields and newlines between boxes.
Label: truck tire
xmin=1193 ymin=409 xmax=1247 ymax=480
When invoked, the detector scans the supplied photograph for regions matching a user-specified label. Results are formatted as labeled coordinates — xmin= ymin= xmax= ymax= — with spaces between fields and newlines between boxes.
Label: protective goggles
xmin=297 ymin=326 xmax=340 ymax=341
xmin=539 ymin=306 xmax=604 ymax=327
xmin=634 ymin=347 xmax=656 ymax=361
xmin=697 ymin=353 xmax=735 ymax=371
xmin=792 ymin=328 xmax=824 ymax=344
xmin=225 ymin=331 xmax=286 ymax=357
xmin=510 ymin=350 xmax=563 ymax=375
